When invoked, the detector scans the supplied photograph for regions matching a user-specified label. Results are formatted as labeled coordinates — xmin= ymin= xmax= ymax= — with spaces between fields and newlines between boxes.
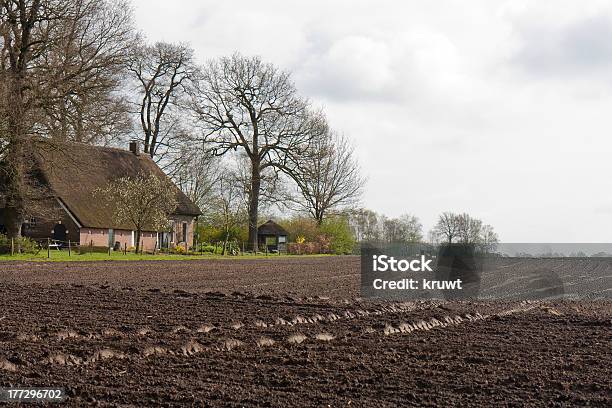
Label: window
xmin=265 ymin=237 xmax=276 ymax=246
xmin=29 ymin=217 xmax=37 ymax=227
xmin=278 ymin=236 xmax=286 ymax=243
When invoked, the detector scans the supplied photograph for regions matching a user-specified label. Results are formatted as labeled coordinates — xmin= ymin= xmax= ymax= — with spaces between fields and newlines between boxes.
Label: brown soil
xmin=0 ymin=257 xmax=610 ymax=407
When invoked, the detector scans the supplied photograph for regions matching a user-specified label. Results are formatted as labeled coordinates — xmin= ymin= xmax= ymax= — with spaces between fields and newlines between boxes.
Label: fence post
xmin=47 ymin=238 xmax=50 ymax=258
xmin=68 ymin=240 xmax=71 ymax=256
xmin=90 ymin=240 xmax=93 ymax=254
xmin=10 ymin=238 xmax=14 ymax=256
xmin=108 ymin=245 xmax=111 ymax=257
xmin=124 ymin=242 xmax=127 ymax=255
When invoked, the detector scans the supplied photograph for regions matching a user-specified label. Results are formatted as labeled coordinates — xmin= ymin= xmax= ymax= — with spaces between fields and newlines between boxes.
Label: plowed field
xmin=0 ymin=257 xmax=610 ymax=406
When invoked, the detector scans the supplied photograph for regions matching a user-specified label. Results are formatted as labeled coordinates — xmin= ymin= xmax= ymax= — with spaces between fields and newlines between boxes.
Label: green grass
xmin=0 ymin=250 xmax=330 ymax=262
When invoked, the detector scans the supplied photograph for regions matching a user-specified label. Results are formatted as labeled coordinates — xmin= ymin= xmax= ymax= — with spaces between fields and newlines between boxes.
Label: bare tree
xmin=128 ymin=42 xmax=196 ymax=162
xmin=434 ymin=212 xmax=461 ymax=244
xmin=382 ymin=214 xmax=423 ymax=243
xmin=434 ymin=211 xmax=499 ymax=249
xmin=427 ymin=228 xmax=440 ymax=246
xmin=347 ymin=208 xmax=382 ymax=242
xmin=456 ymin=213 xmax=483 ymax=244
xmin=289 ymin=130 xmax=364 ymax=225
xmin=480 ymin=224 xmax=499 ymax=253
xmin=193 ymin=53 xmax=324 ymax=250
xmin=35 ymin=0 xmax=133 ymax=145
xmin=0 ymin=0 xmax=134 ymax=238
xmin=0 ymin=0 xmax=65 ymax=239
xmin=170 ymin=145 xmax=217 ymax=211
xmin=95 ymin=172 xmax=178 ymax=252
xmin=230 ymin=153 xmax=288 ymax=214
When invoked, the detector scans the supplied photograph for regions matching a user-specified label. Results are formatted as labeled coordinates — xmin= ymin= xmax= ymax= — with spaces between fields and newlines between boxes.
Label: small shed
xmin=257 ymin=220 xmax=288 ymax=253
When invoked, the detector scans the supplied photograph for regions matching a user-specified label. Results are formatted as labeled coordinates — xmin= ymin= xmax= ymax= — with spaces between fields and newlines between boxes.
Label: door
xmin=52 ymin=223 xmax=67 ymax=242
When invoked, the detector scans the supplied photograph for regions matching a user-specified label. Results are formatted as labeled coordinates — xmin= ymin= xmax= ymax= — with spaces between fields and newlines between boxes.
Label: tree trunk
xmin=3 ymin=160 xmax=25 ymax=240
xmin=135 ymin=230 xmax=142 ymax=253
xmin=1 ymin=0 xmax=43 ymax=240
xmin=315 ymin=210 xmax=324 ymax=226
xmin=247 ymin=160 xmax=261 ymax=252
xmin=222 ymin=230 xmax=229 ymax=256
xmin=4 ymin=208 xmax=23 ymax=239
xmin=3 ymin=86 xmax=27 ymax=240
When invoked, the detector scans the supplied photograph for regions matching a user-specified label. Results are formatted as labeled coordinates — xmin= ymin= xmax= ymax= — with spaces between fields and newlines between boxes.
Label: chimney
xmin=129 ymin=140 xmax=140 ymax=155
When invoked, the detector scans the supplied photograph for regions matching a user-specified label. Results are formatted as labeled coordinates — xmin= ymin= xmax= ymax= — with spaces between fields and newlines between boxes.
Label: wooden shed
xmin=257 ymin=220 xmax=288 ymax=253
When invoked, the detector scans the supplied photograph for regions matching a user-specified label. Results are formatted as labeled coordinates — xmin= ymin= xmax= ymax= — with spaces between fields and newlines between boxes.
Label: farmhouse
xmin=0 ymin=140 xmax=201 ymax=251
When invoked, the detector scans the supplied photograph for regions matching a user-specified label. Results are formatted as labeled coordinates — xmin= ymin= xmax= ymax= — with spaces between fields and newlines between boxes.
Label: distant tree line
xmin=345 ymin=209 xmax=499 ymax=252
xmin=430 ymin=211 xmax=499 ymax=252
xmin=197 ymin=209 xmax=499 ymax=255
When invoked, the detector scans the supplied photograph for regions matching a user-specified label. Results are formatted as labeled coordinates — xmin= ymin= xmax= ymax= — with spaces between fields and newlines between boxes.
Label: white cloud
xmin=512 ymin=14 xmax=612 ymax=77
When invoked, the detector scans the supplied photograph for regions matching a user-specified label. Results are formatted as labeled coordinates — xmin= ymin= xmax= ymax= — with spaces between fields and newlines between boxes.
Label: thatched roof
xmin=29 ymin=140 xmax=201 ymax=229
xmin=258 ymin=220 xmax=288 ymax=236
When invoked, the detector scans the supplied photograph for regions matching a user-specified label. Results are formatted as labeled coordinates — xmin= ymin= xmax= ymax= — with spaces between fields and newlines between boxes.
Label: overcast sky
xmin=132 ymin=0 xmax=612 ymax=242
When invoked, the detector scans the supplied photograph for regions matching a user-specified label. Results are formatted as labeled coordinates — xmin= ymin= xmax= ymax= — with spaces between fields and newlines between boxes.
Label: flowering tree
xmin=96 ymin=172 xmax=177 ymax=252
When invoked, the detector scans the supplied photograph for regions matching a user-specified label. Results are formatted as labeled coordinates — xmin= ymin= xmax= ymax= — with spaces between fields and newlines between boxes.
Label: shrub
xmin=0 ymin=234 xmax=39 ymax=254
xmin=319 ymin=217 xmax=355 ymax=255
xmin=288 ymin=242 xmax=321 ymax=255
xmin=196 ymin=224 xmax=247 ymax=244
xmin=200 ymin=244 xmax=216 ymax=253
xmin=174 ymin=244 xmax=186 ymax=254
xmin=284 ymin=217 xmax=319 ymax=243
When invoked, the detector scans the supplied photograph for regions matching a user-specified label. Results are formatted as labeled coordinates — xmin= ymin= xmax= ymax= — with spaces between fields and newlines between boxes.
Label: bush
xmin=0 ymin=234 xmax=39 ymax=254
xmin=174 ymin=244 xmax=186 ymax=254
xmin=319 ymin=217 xmax=355 ymax=255
xmin=288 ymin=242 xmax=321 ymax=255
xmin=284 ymin=217 xmax=319 ymax=243
xmin=200 ymin=244 xmax=216 ymax=253
xmin=282 ymin=215 xmax=356 ymax=255
xmin=196 ymin=224 xmax=247 ymax=244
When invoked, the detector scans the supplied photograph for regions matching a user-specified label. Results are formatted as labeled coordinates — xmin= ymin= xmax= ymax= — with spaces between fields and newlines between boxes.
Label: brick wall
xmin=1 ymin=201 xmax=197 ymax=251
xmin=170 ymin=215 xmax=196 ymax=248
xmin=79 ymin=229 xmax=158 ymax=251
